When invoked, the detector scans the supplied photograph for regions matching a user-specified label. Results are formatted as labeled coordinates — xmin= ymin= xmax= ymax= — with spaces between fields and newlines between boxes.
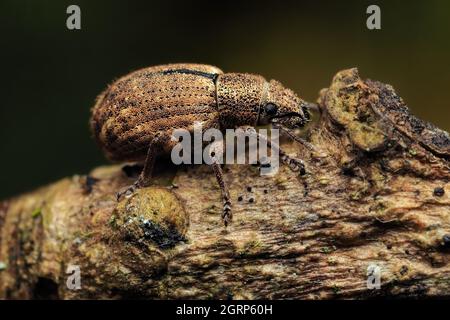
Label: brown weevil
xmin=90 ymin=63 xmax=313 ymax=226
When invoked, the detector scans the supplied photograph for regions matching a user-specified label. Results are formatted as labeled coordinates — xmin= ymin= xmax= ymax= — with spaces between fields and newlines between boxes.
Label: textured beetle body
xmin=91 ymin=63 xmax=309 ymax=162
xmin=91 ymin=64 xmax=223 ymax=161
xmin=91 ymin=63 xmax=311 ymax=225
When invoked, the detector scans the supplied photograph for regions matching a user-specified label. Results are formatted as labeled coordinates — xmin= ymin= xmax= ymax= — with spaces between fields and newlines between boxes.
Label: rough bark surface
xmin=1 ymin=68 xmax=450 ymax=299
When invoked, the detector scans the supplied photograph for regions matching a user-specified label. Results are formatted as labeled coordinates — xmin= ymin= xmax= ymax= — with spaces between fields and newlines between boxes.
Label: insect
xmin=90 ymin=63 xmax=314 ymax=226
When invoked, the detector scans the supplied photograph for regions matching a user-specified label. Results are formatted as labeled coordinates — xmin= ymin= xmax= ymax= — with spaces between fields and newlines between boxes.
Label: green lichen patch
xmin=320 ymin=246 xmax=336 ymax=254
xmin=322 ymin=68 xmax=388 ymax=152
xmin=114 ymin=187 xmax=188 ymax=249
xmin=408 ymin=148 xmax=417 ymax=156
xmin=331 ymin=284 xmax=341 ymax=295
xmin=31 ymin=208 xmax=42 ymax=219
xmin=236 ymin=239 xmax=263 ymax=257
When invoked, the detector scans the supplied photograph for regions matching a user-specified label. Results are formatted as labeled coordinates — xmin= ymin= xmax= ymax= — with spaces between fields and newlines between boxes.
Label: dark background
xmin=1 ymin=0 xmax=449 ymax=199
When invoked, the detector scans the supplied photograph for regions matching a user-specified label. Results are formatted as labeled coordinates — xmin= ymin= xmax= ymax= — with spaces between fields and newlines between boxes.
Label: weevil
xmin=90 ymin=63 xmax=314 ymax=226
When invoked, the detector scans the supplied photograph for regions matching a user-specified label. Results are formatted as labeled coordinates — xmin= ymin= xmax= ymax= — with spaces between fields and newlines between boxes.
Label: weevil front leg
xmin=237 ymin=126 xmax=306 ymax=176
xmin=208 ymin=140 xmax=232 ymax=226
xmin=116 ymin=132 xmax=167 ymax=200
xmin=272 ymin=123 xmax=318 ymax=153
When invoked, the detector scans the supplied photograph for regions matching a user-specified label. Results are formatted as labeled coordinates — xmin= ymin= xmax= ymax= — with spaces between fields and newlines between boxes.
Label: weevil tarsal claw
xmin=116 ymin=182 xmax=139 ymax=201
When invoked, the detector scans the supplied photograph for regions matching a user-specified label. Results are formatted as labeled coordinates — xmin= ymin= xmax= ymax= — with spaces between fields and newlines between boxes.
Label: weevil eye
xmin=302 ymin=105 xmax=311 ymax=121
xmin=264 ymin=103 xmax=278 ymax=116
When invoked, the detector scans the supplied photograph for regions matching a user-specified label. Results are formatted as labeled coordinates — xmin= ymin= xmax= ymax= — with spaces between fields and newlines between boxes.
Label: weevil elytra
xmin=90 ymin=63 xmax=313 ymax=226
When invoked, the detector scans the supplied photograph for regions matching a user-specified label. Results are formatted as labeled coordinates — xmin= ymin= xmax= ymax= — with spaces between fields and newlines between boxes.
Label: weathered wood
xmin=1 ymin=68 xmax=449 ymax=299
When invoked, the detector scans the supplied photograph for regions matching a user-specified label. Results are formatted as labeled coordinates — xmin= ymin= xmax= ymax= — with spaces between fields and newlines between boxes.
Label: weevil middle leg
xmin=208 ymin=140 xmax=232 ymax=226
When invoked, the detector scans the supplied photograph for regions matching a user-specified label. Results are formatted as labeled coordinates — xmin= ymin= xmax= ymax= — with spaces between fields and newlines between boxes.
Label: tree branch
xmin=1 ymin=68 xmax=450 ymax=299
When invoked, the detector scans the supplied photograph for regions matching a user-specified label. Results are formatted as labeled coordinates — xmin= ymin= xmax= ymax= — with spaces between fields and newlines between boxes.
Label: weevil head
xmin=259 ymin=79 xmax=311 ymax=128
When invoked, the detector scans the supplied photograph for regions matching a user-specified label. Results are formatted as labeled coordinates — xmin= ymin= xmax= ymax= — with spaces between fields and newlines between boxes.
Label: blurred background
xmin=0 ymin=0 xmax=449 ymax=199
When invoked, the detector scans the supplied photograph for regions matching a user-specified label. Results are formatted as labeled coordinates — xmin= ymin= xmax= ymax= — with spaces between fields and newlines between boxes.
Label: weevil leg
xmin=272 ymin=123 xmax=318 ymax=153
xmin=116 ymin=133 xmax=166 ymax=200
xmin=208 ymin=140 xmax=232 ymax=226
xmin=237 ymin=126 xmax=306 ymax=176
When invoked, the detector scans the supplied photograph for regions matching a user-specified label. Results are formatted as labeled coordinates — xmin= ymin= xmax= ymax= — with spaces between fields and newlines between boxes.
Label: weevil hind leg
xmin=208 ymin=141 xmax=232 ymax=226
xmin=116 ymin=132 xmax=168 ymax=201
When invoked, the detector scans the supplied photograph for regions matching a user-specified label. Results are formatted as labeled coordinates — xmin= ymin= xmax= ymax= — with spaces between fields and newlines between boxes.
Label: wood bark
xmin=1 ymin=68 xmax=450 ymax=299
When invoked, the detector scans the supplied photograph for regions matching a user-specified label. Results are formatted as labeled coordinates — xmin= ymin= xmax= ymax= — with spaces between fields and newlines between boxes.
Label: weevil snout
xmin=259 ymin=79 xmax=312 ymax=128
